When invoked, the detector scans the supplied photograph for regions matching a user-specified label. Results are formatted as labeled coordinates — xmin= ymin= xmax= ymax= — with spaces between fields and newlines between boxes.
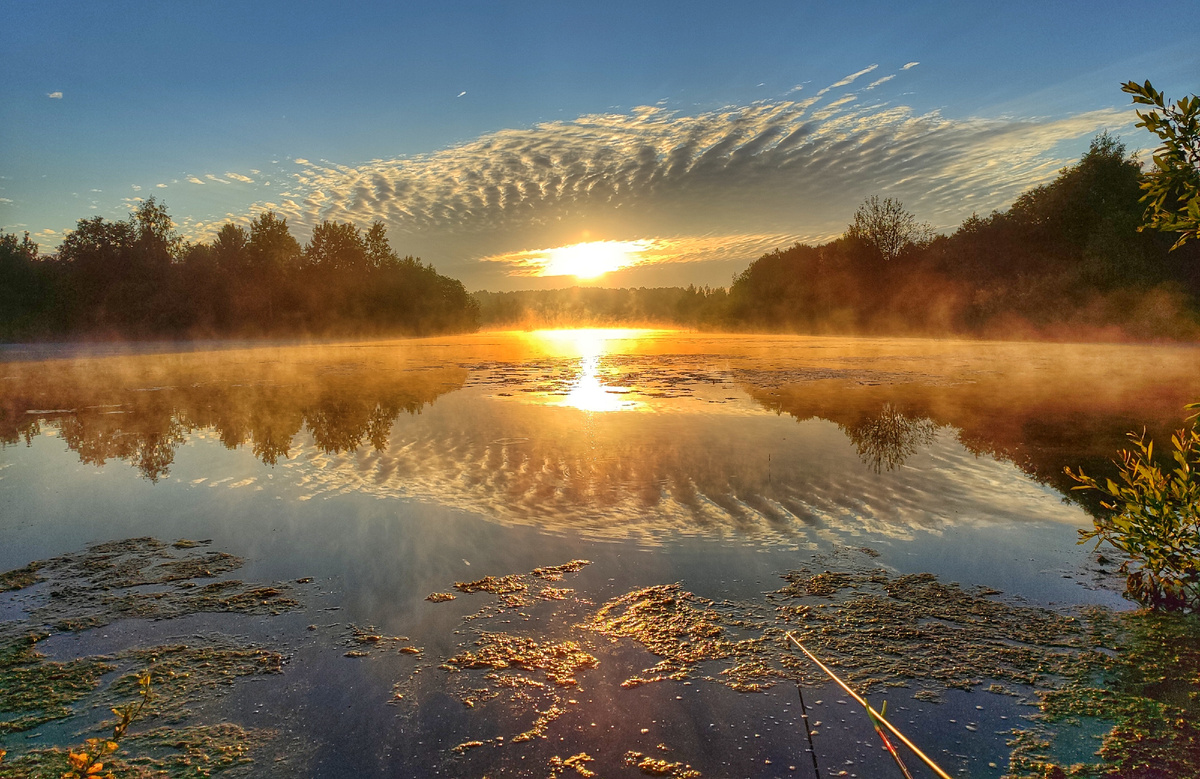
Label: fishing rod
xmin=784 ymin=631 xmax=953 ymax=779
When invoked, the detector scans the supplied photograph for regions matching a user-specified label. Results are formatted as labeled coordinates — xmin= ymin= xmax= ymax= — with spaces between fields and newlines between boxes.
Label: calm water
xmin=3 ymin=330 xmax=1199 ymax=777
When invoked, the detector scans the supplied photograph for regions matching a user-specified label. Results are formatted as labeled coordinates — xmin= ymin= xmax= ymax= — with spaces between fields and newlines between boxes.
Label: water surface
xmin=3 ymin=330 xmax=1199 ymax=777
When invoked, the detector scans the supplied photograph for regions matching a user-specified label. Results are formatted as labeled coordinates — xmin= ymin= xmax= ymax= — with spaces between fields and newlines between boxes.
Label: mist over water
xmin=3 ymin=330 xmax=1199 ymax=777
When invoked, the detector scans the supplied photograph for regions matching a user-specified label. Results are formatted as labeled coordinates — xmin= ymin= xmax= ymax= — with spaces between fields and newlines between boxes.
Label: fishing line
xmin=796 ymin=682 xmax=822 ymax=779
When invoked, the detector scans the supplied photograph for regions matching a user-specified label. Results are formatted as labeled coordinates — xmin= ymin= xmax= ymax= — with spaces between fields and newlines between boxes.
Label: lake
xmin=3 ymin=330 xmax=1199 ymax=778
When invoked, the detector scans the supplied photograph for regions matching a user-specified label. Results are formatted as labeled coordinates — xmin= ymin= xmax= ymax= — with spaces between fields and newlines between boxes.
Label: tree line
xmin=0 ymin=202 xmax=480 ymax=339
xmin=475 ymin=132 xmax=1200 ymax=340
xmin=720 ymin=133 xmax=1200 ymax=339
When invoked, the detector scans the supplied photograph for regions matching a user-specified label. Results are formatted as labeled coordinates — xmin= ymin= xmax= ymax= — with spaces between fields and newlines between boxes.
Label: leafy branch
xmin=1121 ymin=80 xmax=1200 ymax=250
xmin=1066 ymin=404 xmax=1200 ymax=611
xmin=60 ymin=671 xmax=152 ymax=779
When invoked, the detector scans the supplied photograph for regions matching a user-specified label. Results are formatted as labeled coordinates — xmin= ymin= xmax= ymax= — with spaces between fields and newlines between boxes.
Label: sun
xmin=541 ymin=240 xmax=648 ymax=279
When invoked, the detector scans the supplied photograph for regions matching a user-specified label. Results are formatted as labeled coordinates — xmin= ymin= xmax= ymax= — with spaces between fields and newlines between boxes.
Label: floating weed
xmin=584 ymin=584 xmax=773 ymax=691
xmin=0 ymin=564 xmax=42 ymax=593
xmin=531 ymin=561 xmax=592 ymax=582
xmin=623 ymin=750 xmax=701 ymax=778
xmin=546 ymin=751 xmax=597 ymax=778
xmin=338 ymin=625 xmax=418 ymax=659
xmin=442 ymin=633 xmax=597 ymax=687
xmin=1007 ymin=608 xmax=1200 ymax=778
xmin=0 ymin=723 xmax=274 ymax=779
xmin=0 ymin=633 xmax=113 ymax=734
xmin=105 ymin=639 xmax=284 ymax=721
xmin=441 ymin=560 xmax=592 ymax=610
xmin=0 ymin=538 xmax=310 ymax=778
xmin=1 ymin=539 xmax=300 ymax=640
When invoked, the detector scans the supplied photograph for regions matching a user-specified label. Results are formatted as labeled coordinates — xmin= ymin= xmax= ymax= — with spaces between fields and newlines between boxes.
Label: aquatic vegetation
xmin=531 ymin=560 xmax=592 ymax=581
xmin=623 ymin=750 xmax=701 ymax=778
xmin=443 ymin=560 xmax=592 ymax=610
xmin=339 ymin=625 xmax=418 ymax=659
xmin=1067 ymin=403 xmax=1200 ymax=611
xmin=0 ymin=565 xmax=41 ymax=593
xmin=1008 ymin=608 xmax=1200 ymax=778
xmin=0 ymin=723 xmax=273 ymax=779
xmin=0 ymin=633 xmax=113 ymax=734
xmin=546 ymin=752 xmax=597 ymax=778
xmin=586 ymin=584 xmax=773 ymax=691
xmin=0 ymin=539 xmax=308 ymax=778
xmin=107 ymin=641 xmax=284 ymax=721
xmin=442 ymin=633 xmax=597 ymax=687
xmin=0 ymin=539 xmax=301 ymax=638
xmin=60 ymin=671 xmax=151 ymax=779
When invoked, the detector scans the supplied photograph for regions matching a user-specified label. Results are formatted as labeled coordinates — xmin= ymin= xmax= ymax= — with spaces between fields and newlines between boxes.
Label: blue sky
xmin=2 ymin=1 xmax=1197 ymax=290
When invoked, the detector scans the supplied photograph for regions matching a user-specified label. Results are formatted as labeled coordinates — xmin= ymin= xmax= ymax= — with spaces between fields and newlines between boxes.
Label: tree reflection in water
xmin=0 ymin=348 xmax=467 ymax=481
xmin=3 ymin=333 xmax=1200 ymax=543
xmin=841 ymin=402 xmax=938 ymax=473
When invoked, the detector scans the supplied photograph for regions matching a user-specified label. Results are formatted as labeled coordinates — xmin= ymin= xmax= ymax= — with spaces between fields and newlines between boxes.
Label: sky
xmin=2 ymin=0 xmax=1197 ymax=291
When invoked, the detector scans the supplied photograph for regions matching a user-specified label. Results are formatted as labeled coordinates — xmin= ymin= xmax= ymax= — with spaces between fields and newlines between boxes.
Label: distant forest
xmin=478 ymin=135 xmax=1200 ymax=340
xmin=4 ymin=133 xmax=1199 ymax=342
xmin=0 ymin=203 xmax=479 ymax=340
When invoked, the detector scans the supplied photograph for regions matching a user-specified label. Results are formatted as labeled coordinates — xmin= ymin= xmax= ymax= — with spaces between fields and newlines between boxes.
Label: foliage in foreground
xmin=1067 ymin=403 xmax=1200 ymax=611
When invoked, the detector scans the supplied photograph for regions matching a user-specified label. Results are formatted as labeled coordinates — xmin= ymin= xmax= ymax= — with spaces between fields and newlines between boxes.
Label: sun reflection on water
xmin=534 ymin=329 xmax=639 ymax=412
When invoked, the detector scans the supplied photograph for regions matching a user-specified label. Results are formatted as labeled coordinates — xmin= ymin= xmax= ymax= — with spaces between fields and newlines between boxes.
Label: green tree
xmin=1122 ymin=80 xmax=1200 ymax=249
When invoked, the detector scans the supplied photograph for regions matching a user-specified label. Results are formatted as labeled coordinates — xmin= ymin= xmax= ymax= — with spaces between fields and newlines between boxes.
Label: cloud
xmin=156 ymin=183 xmax=168 ymax=188
xmin=828 ymin=65 xmax=879 ymax=89
xmin=47 ymin=91 xmax=63 ymax=99
xmin=457 ymin=91 xmax=467 ymax=98
xmin=865 ymin=74 xmax=896 ymax=90
xmin=901 ymin=62 xmax=919 ymax=70
xmin=187 ymin=176 xmax=205 ymax=185
xmin=0 ymin=197 xmax=12 ymax=204
xmin=225 ymin=172 xmax=255 ymax=183
xmin=183 ymin=75 xmax=1129 ymax=284
xmin=205 ymin=173 xmax=230 ymax=184
xmin=294 ymin=158 xmax=310 ymax=165
xmin=481 ymin=234 xmax=800 ymax=277
xmin=131 ymin=185 xmax=142 ymax=192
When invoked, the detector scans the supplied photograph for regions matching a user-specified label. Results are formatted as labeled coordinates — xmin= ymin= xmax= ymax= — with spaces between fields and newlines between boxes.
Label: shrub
xmin=1066 ymin=403 xmax=1200 ymax=611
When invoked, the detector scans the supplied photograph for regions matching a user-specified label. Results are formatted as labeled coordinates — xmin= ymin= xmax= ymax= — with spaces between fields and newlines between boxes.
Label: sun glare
xmin=524 ymin=329 xmax=642 ymax=412
xmin=541 ymin=240 xmax=649 ymax=279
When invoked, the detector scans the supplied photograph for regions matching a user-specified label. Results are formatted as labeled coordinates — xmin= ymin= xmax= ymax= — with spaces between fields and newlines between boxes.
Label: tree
xmin=305 ymin=220 xmax=367 ymax=271
xmin=845 ymin=196 xmax=932 ymax=263
xmin=1122 ymin=80 xmax=1200 ymax=249
xmin=247 ymin=211 xmax=301 ymax=273
xmin=363 ymin=221 xmax=398 ymax=269
xmin=211 ymin=223 xmax=249 ymax=272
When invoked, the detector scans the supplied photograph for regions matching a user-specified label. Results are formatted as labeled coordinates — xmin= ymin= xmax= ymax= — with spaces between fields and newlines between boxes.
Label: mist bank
xmin=478 ymin=135 xmax=1200 ymax=341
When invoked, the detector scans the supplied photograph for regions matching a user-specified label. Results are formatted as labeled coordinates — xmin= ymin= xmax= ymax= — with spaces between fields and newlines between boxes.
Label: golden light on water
xmin=530 ymin=328 xmax=641 ymax=412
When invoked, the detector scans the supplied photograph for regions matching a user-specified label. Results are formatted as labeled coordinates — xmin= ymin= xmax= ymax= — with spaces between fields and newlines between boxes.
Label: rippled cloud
xmin=178 ymin=65 xmax=1129 ymax=285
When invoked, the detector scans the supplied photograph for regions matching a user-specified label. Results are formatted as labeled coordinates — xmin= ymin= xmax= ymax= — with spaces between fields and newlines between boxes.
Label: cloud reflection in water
xmin=5 ymin=332 xmax=1200 ymax=547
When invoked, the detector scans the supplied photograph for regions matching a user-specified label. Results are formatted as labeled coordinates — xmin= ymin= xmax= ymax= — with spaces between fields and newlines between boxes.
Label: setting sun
xmin=540 ymin=240 xmax=650 ymax=279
